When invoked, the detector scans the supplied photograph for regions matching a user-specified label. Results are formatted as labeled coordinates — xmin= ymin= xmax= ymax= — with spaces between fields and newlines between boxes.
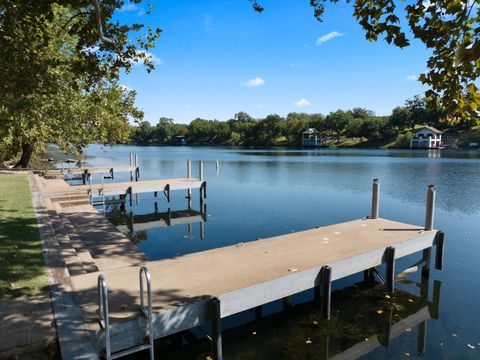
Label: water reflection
xmin=107 ymin=201 xmax=207 ymax=243
xmin=157 ymin=277 xmax=441 ymax=360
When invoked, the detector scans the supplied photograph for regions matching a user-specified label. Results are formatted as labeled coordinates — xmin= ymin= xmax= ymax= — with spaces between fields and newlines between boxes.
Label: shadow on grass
xmin=0 ymin=213 xmax=48 ymax=299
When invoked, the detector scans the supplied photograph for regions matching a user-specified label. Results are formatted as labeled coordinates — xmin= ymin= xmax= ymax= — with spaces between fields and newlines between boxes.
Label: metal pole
xmin=187 ymin=160 xmax=192 ymax=198
xmin=210 ymin=297 xmax=222 ymax=360
xmin=371 ymin=179 xmax=380 ymax=219
xmin=199 ymin=160 xmax=204 ymax=181
xmin=425 ymin=185 xmax=436 ymax=230
xmin=135 ymin=154 xmax=139 ymax=167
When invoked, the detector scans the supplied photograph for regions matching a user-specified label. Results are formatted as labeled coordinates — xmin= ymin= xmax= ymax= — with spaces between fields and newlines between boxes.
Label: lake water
xmin=79 ymin=145 xmax=480 ymax=359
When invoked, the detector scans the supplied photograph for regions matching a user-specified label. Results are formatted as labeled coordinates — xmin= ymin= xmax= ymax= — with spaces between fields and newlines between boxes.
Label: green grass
xmin=0 ymin=173 xmax=48 ymax=299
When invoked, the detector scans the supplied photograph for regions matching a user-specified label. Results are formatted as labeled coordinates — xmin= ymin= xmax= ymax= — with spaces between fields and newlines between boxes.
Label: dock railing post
xmin=210 ymin=297 xmax=223 ymax=360
xmin=371 ymin=179 xmax=380 ymax=219
xmin=425 ymin=185 xmax=436 ymax=230
xmin=129 ymin=153 xmax=134 ymax=182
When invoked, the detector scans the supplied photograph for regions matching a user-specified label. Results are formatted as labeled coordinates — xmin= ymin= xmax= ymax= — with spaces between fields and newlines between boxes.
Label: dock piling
xmin=422 ymin=248 xmax=431 ymax=278
xmin=187 ymin=160 xmax=192 ymax=198
xmin=199 ymin=160 xmax=204 ymax=181
xmin=425 ymin=185 xmax=436 ymax=230
xmin=210 ymin=297 xmax=223 ymax=360
xmin=371 ymin=179 xmax=380 ymax=219
xmin=386 ymin=246 xmax=396 ymax=292
xmin=321 ymin=266 xmax=332 ymax=320
xmin=435 ymin=231 xmax=444 ymax=270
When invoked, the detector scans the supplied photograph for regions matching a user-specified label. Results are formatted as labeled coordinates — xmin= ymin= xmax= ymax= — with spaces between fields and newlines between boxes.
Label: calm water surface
xmin=79 ymin=145 xmax=480 ymax=359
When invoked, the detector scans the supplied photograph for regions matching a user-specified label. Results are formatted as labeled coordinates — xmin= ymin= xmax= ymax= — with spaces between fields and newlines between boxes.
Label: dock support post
xmin=435 ymin=231 xmax=444 ymax=270
xmin=422 ymin=248 xmax=431 ymax=278
xmin=187 ymin=159 xmax=192 ymax=198
xmin=425 ymin=184 xmax=436 ymax=230
xmin=363 ymin=268 xmax=375 ymax=283
xmin=321 ymin=265 xmax=332 ymax=320
xmin=282 ymin=296 xmax=293 ymax=310
xmin=110 ymin=168 xmax=114 ymax=180
xmin=210 ymin=297 xmax=223 ymax=360
xmin=386 ymin=246 xmax=396 ymax=292
xmin=255 ymin=306 xmax=262 ymax=320
xmin=417 ymin=321 xmax=427 ymax=355
xmin=371 ymin=179 xmax=380 ymax=219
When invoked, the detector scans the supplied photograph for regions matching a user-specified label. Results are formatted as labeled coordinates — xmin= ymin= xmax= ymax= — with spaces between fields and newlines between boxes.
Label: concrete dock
xmin=31 ymin=173 xmax=444 ymax=359
xmin=70 ymin=217 xmax=442 ymax=356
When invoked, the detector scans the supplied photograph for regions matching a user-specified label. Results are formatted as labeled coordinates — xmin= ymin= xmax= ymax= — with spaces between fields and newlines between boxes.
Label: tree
xmin=325 ymin=110 xmax=353 ymax=143
xmin=389 ymin=106 xmax=411 ymax=131
xmin=251 ymin=1 xmax=480 ymax=123
xmin=349 ymin=108 xmax=375 ymax=119
xmin=405 ymin=96 xmax=442 ymax=130
xmin=0 ymin=4 xmax=142 ymax=167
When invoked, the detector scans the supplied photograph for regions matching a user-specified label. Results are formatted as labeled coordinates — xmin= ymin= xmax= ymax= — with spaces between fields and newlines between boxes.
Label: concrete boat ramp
xmin=32 ymin=171 xmax=444 ymax=360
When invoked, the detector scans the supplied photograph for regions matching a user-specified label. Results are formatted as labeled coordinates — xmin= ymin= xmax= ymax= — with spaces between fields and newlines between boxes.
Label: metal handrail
xmin=98 ymin=275 xmax=111 ymax=359
xmin=139 ymin=265 xmax=154 ymax=360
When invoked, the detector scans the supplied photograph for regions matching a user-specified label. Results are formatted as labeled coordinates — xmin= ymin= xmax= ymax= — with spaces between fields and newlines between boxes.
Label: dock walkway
xmin=31 ymin=173 xmax=444 ymax=359
xmin=72 ymin=217 xmax=443 ymax=356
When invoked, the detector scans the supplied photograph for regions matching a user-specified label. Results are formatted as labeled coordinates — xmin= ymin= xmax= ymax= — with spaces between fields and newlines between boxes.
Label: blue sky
xmin=116 ymin=0 xmax=429 ymax=124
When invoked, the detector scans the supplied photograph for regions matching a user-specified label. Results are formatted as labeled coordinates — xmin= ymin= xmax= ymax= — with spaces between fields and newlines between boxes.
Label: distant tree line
xmin=131 ymin=96 xmax=478 ymax=147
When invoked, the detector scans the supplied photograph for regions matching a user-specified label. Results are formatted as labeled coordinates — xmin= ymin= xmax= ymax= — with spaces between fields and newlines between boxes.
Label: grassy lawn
xmin=0 ymin=172 xmax=48 ymax=299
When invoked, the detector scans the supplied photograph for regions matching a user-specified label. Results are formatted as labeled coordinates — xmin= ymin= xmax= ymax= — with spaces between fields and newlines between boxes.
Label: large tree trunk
xmin=14 ymin=143 xmax=34 ymax=168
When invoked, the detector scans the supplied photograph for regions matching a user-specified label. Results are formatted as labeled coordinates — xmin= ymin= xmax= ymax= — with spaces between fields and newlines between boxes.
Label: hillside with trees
xmin=130 ymin=96 xmax=479 ymax=148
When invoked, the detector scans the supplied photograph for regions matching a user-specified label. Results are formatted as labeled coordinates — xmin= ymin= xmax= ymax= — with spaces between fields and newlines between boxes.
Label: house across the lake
xmin=410 ymin=126 xmax=443 ymax=149
xmin=173 ymin=135 xmax=188 ymax=145
xmin=302 ymin=128 xmax=327 ymax=147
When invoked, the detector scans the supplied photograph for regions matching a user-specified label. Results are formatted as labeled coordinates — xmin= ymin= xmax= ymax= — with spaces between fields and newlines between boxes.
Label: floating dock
xmin=33 ymin=175 xmax=444 ymax=360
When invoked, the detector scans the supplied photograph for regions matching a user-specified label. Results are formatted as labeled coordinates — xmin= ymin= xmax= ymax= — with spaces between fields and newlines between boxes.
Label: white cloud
xmin=131 ymin=50 xmax=163 ymax=65
xmin=406 ymin=74 xmax=418 ymax=81
xmin=118 ymin=3 xmax=144 ymax=15
xmin=242 ymin=77 xmax=265 ymax=88
xmin=316 ymin=31 xmax=344 ymax=45
xmin=294 ymin=98 xmax=311 ymax=107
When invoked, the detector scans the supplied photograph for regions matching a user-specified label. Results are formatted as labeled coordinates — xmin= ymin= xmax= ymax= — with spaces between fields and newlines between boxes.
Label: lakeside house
xmin=173 ymin=135 xmax=188 ymax=145
xmin=410 ymin=126 xmax=443 ymax=149
xmin=302 ymin=128 xmax=327 ymax=147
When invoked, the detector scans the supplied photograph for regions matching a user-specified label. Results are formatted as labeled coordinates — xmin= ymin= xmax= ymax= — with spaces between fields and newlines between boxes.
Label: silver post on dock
xmin=425 ymin=185 xmax=436 ymax=230
xmin=187 ymin=160 xmax=192 ymax=198
xmin=371 ymin=179 xmax=380 ymax=219
xmin=216 ymin=160 xmax=219 ymax=173
xmin=199 ymin=160 xmax=204 ymax=181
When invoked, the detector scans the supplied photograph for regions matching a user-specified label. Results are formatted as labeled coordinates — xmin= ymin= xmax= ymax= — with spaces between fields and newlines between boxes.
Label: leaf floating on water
xmin=385 ymin=294 xmax=391 ymax=299
xmin=405 ymin=352 xmax=410 ymax=357
xmin=452 ymin=333 xmax=458 ymax=337
xmin=405 ymin=328 xmax=412 ymax=332
xmin=467 ymin=344 xmax=475 ymax=349
xmin=376 ymin=309 xmax=383 ymax=314
xmin=252 ymin=331 xmax=257 ymax=335
xmin=312 ymin=320 xmax=319 ymax=325
xmin=408 ymin=298 xmax=414 ymax=303
xmin=305 ymin=339 xmax=312 ymax=345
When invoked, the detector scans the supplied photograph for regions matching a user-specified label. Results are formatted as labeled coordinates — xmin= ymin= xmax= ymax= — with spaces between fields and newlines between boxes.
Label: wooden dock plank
xmin=69 ymin=218 xmax=437 ymax=352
